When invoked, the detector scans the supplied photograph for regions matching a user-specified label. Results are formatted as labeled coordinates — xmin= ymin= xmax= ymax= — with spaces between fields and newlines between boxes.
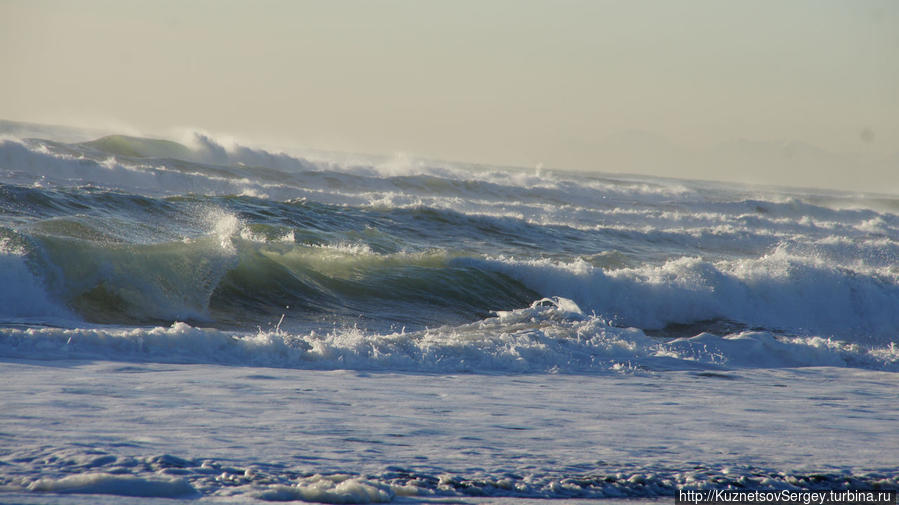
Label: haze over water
xmin=1 ymin=1 xmax=897 ymax=192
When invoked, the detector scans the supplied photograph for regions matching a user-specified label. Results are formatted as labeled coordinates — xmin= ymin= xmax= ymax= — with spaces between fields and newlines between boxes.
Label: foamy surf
xmin=2 ymin=298 xmax=896 ymax=373
xmin=3 ymin=361 xmax=898 ymax=503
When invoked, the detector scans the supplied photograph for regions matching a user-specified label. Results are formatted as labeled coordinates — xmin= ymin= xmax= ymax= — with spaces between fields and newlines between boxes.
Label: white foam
xmin=460 ymin=249 xmax=899 ymax=345
xmin=186 ymin=132 xmax=319 ymax=172
xmin=255 ymin=475 xmax=394 ymax=503
xmin=28 ymin=473 xmax=196 ymax=498
xmin=1 ymin=299 xmax=895 ymax=372
xmin=203 ymin=207 xmax=242 ymax=252
xmin=0 ymin=139 xmax=313 ymax=201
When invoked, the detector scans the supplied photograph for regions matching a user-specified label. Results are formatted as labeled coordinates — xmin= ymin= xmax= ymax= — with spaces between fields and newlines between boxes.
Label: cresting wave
xmin=464 ymin=249 xmax=899 ymax=345
xmin=2 ymin=128 xmax=899 ymax=373
xmin=0 ymin=213 xmax=537 ymax=329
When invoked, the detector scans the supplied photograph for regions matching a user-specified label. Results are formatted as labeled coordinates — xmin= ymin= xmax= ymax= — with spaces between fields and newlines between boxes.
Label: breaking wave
xmin=1 ymin=128 xmax=898 ymax=374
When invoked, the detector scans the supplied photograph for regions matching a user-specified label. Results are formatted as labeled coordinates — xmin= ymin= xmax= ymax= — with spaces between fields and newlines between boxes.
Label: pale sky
xmin=1 ymin=0 xmax=897 ymax=191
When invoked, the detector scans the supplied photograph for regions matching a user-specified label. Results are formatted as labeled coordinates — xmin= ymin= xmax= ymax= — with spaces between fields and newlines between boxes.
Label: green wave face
xmin=80 ymin=135 xmax=196 ymax=160
xmin=17 ymin=223 xmax=537 ymax=330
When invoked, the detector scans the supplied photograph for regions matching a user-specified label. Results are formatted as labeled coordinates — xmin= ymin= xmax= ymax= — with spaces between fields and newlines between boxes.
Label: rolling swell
xmin=2 ymin=129 xmax=899 ymax=371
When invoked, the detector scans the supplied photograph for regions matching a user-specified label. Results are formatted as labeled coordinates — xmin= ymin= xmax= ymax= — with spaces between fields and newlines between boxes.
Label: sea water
xmin=1 ymin=122 xmax=897 ymax=503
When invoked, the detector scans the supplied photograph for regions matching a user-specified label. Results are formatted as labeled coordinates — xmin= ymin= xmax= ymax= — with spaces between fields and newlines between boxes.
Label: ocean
xmin=1 ymin=122 xmax=897 ymax=504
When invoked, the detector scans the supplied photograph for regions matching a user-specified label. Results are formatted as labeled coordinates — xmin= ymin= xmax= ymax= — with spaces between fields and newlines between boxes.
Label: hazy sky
xmin=2 ymin=0 xmax=897 ymax=190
